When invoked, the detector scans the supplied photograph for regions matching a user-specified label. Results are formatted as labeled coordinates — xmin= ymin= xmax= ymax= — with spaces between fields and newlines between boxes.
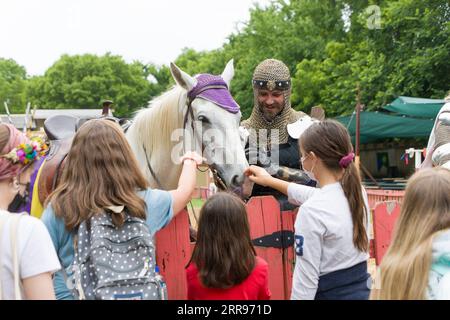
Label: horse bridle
xmin=183 ymin=86 xmax=228 ymax=191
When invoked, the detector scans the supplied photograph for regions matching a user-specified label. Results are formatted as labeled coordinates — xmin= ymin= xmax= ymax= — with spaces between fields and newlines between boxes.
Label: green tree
xmin=0 ymin=58 xmax=27 ymax=113
xmin=27 ymin=53 xmax=154 ymax=117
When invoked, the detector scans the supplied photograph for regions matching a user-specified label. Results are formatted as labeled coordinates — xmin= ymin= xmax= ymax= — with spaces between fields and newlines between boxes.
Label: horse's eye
xmin=198 ymin=115 xmax=209 ymax=123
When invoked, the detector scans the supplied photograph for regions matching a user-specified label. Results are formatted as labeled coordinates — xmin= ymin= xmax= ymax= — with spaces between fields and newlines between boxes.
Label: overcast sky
xmin=0 ymin=0 xmax=268 ymax=76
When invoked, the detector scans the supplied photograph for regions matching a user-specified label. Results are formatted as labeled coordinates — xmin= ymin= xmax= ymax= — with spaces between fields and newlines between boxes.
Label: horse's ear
xmin=221 ymin=59 xmax=234 ymax=88
xmin=170 ymin=62 xmax=197 ymax=91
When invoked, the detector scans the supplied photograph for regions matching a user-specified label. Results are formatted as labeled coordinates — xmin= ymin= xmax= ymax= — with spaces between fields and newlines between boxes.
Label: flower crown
xmin=1 ymin=136 xmax=48 ymax=165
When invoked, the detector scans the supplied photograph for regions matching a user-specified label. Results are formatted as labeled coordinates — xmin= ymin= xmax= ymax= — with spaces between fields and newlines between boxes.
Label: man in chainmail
xmin=241 ymin=59 xmax=316 ymax=209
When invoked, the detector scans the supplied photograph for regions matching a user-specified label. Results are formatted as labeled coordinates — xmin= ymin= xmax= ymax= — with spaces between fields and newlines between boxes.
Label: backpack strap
xmin=0 ymin=212 xmax=25 ymax=300
xmin=57 ymin=229 xmax=79 ymax=299
xmin=72 ymin=226 xmax=86 ymax=300
xmin=10 ymin=213 xmax=25 ymax=300
xmin=0 ymin=212 xmax=9 ymax=300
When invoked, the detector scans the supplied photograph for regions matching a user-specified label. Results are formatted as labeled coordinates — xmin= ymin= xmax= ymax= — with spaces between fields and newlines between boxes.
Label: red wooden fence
xmin=366 ymin=189 xmax=405 ymax=209
xmin=246 ymin=196 xmax=297 ymax=299
xmin=366 ymin=189 xmax=405 ymax=265
xmin=372 ymin=201 xmax=402 ymax=265
xmin=155 ymin=210 xmax=191 ymax=300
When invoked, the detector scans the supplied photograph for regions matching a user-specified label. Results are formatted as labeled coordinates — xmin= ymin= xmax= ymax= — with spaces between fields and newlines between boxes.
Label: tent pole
xmin=355 ymin=84 xmax=361 ymax=172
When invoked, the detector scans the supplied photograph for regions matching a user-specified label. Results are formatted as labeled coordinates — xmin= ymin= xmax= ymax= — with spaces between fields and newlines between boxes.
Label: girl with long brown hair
xmin=371 ymin=167 xmax=450 ymax=300
xmin=41 ymin=119 xmax=202 ymax=299
xmin=186 ymin=192 xmax=271 ymax=300
xmin=246 ymin=120 xmax=370 ymax=300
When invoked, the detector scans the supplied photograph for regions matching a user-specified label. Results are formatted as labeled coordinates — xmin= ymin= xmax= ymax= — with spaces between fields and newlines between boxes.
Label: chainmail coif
xmin=241 ymin=59 xmax=305 ymax=145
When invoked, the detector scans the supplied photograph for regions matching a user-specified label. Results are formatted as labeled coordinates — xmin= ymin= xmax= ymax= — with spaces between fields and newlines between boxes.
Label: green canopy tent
xmin=334 ymin=96 xmax=446 ymax=144
xmin=335 ymin=111 xmax=435 ymax=144
xmin=383 ymin=96 xmax=446 ymax=119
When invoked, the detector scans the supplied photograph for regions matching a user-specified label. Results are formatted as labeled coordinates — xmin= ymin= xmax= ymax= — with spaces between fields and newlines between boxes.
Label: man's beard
xmin=259 ymin=103 xmax=284 ymax=122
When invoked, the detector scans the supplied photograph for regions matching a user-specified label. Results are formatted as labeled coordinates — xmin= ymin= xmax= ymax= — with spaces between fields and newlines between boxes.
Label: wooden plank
xmin=246 ymin=196 xmax=285 ymax=300
xmin=155 ymin=209 xmax=190 ymax=299
xmin=372 ymin=201 xmax=401 ymax=265
xmin=281 ymin=209 xmax=297 ymax=300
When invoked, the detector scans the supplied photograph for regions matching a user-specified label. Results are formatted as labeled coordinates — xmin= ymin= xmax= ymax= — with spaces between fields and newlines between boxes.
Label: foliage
xmin=26 ymin=53 xmax=156 ymax=117
xmin=0 ymin=58 xmax=27 ymax=113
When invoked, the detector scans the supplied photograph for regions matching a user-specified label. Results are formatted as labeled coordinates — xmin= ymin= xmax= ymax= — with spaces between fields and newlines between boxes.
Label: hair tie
xmin=339 ymin=152 xmax=355 ymax=168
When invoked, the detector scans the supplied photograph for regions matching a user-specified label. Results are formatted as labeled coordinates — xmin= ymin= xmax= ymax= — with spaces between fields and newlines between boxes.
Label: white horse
xmin=126 ymin=60 xmax=253 ymax=197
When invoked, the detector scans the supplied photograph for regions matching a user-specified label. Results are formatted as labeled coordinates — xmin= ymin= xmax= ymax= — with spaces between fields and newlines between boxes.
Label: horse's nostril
xmin=231 ymin=175 xmax=242 ymax=186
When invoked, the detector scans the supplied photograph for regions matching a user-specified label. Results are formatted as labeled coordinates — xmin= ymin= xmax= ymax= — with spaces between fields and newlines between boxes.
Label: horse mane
xmin=127 ymin=85 xmax=186 ymax=163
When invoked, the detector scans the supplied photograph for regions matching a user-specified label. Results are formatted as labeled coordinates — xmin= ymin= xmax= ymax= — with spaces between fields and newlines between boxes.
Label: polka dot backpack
xmin=70 ymin=211 xmax=165 ymax=300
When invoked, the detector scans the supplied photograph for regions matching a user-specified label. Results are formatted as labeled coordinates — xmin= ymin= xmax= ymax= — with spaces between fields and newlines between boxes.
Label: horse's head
xmin=170 ymin=60 xmax=253 ymax=197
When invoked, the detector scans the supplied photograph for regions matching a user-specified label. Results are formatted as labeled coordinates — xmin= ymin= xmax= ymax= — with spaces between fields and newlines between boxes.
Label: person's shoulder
xmin=17 ymin=214 xmax=51 ymax=240
xmin=254 ymin=256 xmax=269 ymax=273
xmin=240 ymin=119 xmax=251 ymax=129
xmin=310 ymin=183 xmax=344 ymax=202
xmin=19 ymin=213 xmax=42 ymax=224
xmin=250 ymin=257 xmax=270 ymax=283
xmin=6 ymin=213 xmax=44 ymax=230
xmin=186 ymin=263 xmax=199 ymax=280
xmin=300 ymin=191 xmax=328 ymax=210
xmin=42 ymin=202 xmax=55 ymax=215
xmin=142 ymin=188 xmax=172 ymax=206
xmin=41 ymin=203 xmax=60 ymax=224
xmin=288 ymin=110 xmax=307 ymax=123
xmin=143 ymin=188 xmax=170 ymax=199
xmin=303 ymin=184 xmax=346 ymax=215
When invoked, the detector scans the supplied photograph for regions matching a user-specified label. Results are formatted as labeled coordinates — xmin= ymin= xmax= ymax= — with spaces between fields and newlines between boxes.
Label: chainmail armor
xmin=241 ymin=59 xmax=306 ymax=145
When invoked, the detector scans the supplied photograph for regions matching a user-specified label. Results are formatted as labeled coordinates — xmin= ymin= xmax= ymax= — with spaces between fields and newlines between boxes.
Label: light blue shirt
xmin=41 ymin=188 xmax=173 ymax=300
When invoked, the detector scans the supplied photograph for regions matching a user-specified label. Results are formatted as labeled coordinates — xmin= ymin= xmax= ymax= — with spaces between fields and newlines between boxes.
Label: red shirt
xmin=186 ymin=256 xmax=271 ymax=300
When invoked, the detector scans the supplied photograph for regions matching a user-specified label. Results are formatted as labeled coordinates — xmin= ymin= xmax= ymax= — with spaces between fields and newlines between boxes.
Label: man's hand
xmin=244 ymin=165 xmax=273 ymax=187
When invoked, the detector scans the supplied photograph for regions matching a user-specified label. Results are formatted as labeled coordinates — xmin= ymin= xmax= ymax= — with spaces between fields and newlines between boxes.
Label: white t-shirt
xmin=0 ymin=210 xmax=61 ymax=300
xmin=287 ymin=182 xmax=370 ymax=300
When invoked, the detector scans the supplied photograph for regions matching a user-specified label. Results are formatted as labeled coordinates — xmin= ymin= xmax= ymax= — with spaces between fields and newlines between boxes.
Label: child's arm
xmin=287 ymin=183 xmax=318 ymax=206
xmin=245 ymin=166 xmax=318 ymax=205
xmin=245 ymin=165 xmax=290 ymax=194
xmin=169 ymin=152 xmax=204 ymax=215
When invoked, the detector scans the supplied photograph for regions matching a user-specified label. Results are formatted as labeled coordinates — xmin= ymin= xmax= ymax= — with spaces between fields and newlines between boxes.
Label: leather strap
xmin=0 ymin=212 xmax=25 ymax=300
xmin=0 ymin=212 xmax=7 ymax=300
xmin=10 ymin=213 xmax=25 ymax=300
xmin=142 ymin=143 xmax=164 ymax=189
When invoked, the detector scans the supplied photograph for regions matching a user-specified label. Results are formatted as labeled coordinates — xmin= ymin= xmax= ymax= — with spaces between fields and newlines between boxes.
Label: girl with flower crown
xmin=245 ymin=120 xmax=371 ymax=300
xmin=0 ymin=123 xmax=60 ymax=300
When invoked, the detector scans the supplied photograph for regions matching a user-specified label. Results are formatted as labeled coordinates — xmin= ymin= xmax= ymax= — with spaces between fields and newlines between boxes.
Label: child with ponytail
xmin=245 ymin=120 xmax=370 ymax=300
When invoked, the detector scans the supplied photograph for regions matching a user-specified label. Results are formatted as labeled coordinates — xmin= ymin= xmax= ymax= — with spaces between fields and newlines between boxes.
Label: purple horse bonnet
xmin=187 ymin=74 xmax=240 ymax=114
